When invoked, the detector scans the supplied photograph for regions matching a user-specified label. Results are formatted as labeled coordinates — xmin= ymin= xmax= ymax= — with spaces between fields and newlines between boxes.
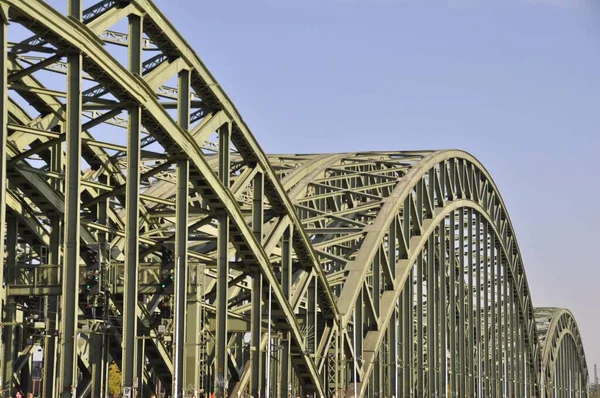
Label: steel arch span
xmin=536 ymin=308 xmax=588 ymax=398
xmin=0 ymin=1 xmax=589 ymax=398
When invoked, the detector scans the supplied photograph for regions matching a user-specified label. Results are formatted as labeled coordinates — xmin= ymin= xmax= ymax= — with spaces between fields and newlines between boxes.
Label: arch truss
xmin=536 ymin=308 xmax=588 ymax=398
xmin=0 ymin=0 xmax=589 ymax=397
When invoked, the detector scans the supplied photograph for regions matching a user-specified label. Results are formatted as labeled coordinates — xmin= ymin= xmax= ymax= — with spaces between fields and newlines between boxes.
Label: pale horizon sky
xmin=155 ymin=0 xmax=600 ymax=374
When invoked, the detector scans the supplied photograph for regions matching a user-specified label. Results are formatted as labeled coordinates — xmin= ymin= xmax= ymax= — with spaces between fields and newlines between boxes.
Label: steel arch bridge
xmin=0 ymin=1 xmax=589 ymax=397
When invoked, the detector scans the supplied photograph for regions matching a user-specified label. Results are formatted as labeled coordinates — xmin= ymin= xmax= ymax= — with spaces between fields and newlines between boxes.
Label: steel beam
xmin=58 ymin=1 xmax=82 ymax=395
xmin=180 ymin=68 xmax=203 ymax=394
xmin=90 ymin=172 xmax=108 ymax=398
xmin=439 ymin=219 xmax=447 ymax=398
xmin=2 ymin=216 xmax=17 ymax=397
xmin=0 ymin=6 xmax=10 ymax=394
xmin=122 ymin=12 xmax=143 ymax=392
xmin=173 ymin=66 xmax=191 ymax=398
xmin=43 ymin=142 xmax=62 ymax=398
xmin=250 ymin=271 xmax=262 ymax=397
xmin=174 ymin=158 xmax=190 ymax=397
xmin=216 ymin=123 xmax=230 ymax=397
xmin=279 ymin=225 xmax=292 ymax=398
xmin=250 ymin=169 xmax=265 ymax=397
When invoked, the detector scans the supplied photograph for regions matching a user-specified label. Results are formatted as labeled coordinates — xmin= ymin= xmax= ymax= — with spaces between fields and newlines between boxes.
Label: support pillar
xmin=122 ymin=12 xmax=142 ymax=392
xmin=58 ymin=1 xmax=82 ymax=395
xmin=279 ymin=226 xmax=292 ymax=398
xmin=307 ymin=279 xmax=317 ymax=356
xmin=416 ymin=253 xmax=424 ymax=396
xmin=250 ymin=272 xmax=262 ymax=398
xmin=216 ymin=123 xmax=230 ymax=397
xmin=174 ymin=157 xmax=189 ymax=397
xmin=185 ymin=262 xmax=203 ymax=394
xmin=91 ymin=173 xmax=108 ymax=398
xmin=427 ymin=234 xmax=435 ymax=398
xmin=2 ymin=216 xmax=17 ymax=397
xmin=438 ymin=219 xmax=447 ymax=398
xmin=0 ymin=4 xmax=9 ymax=394
xmin=43 ymin=211 xmax=61 ymax=398
xmin=458 ymin=208 xmax=466 ymax=398
xmin=449 ymin=211 xmax=457 ymax=398
xmin=173 ymin=66 xmax=191 ymax=398
xmin=387 ymin=310 xmax=397 ymax=398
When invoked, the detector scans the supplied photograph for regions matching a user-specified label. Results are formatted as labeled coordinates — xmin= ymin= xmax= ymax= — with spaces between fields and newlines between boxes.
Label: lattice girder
xmin=0 ymin=1 xmax=590 ymax=397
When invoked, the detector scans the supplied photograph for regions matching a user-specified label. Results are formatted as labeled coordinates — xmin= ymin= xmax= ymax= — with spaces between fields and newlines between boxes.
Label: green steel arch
xmin=266 ymin=151 xmax=543 ymax=397
xmin=0 ymin=1 xmax=589 ymax=397
xmin=536 ymin=308 xmax=589 ymax=398
xmin=0 ymin=0 xmax=337 ymax=396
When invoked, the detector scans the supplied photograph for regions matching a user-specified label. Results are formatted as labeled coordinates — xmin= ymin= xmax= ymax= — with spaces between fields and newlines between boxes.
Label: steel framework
xmin=0 ymin=0 xmax=589 ymax=397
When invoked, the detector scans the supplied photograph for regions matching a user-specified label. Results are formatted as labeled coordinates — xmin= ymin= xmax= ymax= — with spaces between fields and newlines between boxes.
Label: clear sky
xmin=156 ymin=0 xmax=600 ymax=373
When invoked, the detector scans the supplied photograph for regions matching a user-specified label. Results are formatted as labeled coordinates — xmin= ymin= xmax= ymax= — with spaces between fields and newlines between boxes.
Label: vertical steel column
xmin=373 ymin=253 xmax=381 ymax=395
xmin=173 ymin=66 xmax=191 ymax=398
xmin=174 ymin=157 xmax=189 ymax=397
xmin=373 ymin=350 xmax=381 ymax=397
xmin=458 ymin=208 xmax=465 ymax=397
xmin=517 ymin=309 xmax=523 ymax=396
xmin=43 ymin=144 xmax=62 ymax=398
xmin=0 ymin=11 xmax=7 ymax=393
xmin=216 ymin=123 xmax=230 ymax=397
xmin=502 ymin=257 xmax=509 ymax=398
xmin=2 ymin=216 xmax=17 ymax=397
xmin=91 ymin=173 xmax=107 ymax=398
xmin=338 ymin=317 xmax=345 ymax=398
xmin=279 ymin=226 xmax=292 ymax=398
xmin=556 ymin=346 xmax=560 ymax=398
xmin=251 ymin=170 xmax=264 ymax=397
xmin=389 ymin=221 xmax=397 ymax=281
xmin=388 ymin=308 xmax=397 ymax=398
xmin=182 ymin=70 xmax=200 ymax=393
xmin=186 ymin=261 xmax=204 ymax=393
xmin=564 ymin=342 xmax=568 ymax=398
xmin=250 ymin=271 xmax=262 ymax=397
xmin=355 ymin=289 xmax=363 ymax=379
xmin=559 ymin=341 xmax=564 ymax=398
xmin=402 ymin=273 xmax=411 ymax=397
xmin=510 ymin=286 xmax=516 ymax=398
xmin=567 ymin=339 xmax=571 ymax=397
xmin=467 ymin=208 xmax=474 ymax=396
xmin=496 ymin=240 xmax=503 ymax=397
xmin=449 ymin=210 xmax=456 ymax=398
xmin=59 ymin=1 xmax=82 ymax=394
xmin=252 ymin=171 xmax=264 ymax=242
xmin=432 ymin=229 xmax=439 ymax=398
xmin=307 ymin=278 xmax=317 ymax=355
xmin=416 ymin=252 xmax=424 ymax=396
xmin=439 ymin=221 xmax=447 ymax=398
xmin=397 ymin=296 xmax=404 ymax=396
xmin=427 ymin=235 xmax=435 ymax=398
xmin=475 ymin=212 xmax=481 ymax=398
xmin=483 ymin=220 xmax=490 ymax=397
xmin=373 ymin=252 xmax=381 ymax=317
xmin=402 ymin=197 xmax=413 ymax=396
xmin=122 ymin=12 xmax=142 ymax=392
xmin=568 ymin=339 xmax=572 ymax=397
xmin=489 ymin=236 xmax=496 ymax=398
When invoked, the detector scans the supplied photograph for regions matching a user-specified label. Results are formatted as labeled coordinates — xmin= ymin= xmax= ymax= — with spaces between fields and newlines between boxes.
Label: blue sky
xmin=156 ymin=0 xmax=600 ymax=372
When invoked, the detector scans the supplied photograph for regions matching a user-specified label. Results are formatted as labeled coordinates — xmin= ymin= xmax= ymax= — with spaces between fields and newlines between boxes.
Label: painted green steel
xmin=0 ymin=0 xmax=590 ymax=397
